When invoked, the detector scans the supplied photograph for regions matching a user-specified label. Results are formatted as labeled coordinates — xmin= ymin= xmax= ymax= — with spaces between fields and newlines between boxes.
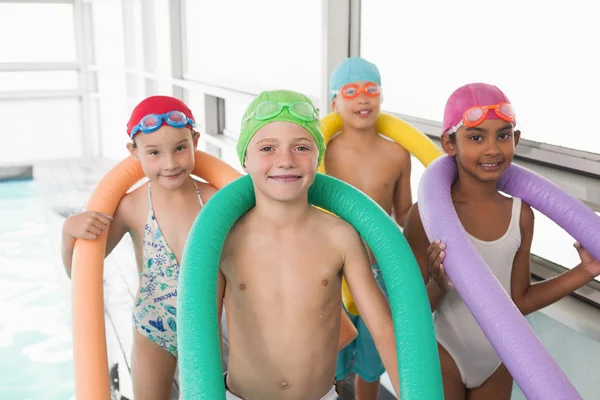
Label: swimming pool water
xmin=0 ymin=179 xmax=74 ymax=400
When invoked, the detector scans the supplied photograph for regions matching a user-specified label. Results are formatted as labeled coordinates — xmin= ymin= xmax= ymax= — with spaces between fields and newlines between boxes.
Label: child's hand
xmin=574 ymin=241 xmax=600 ymax=278
xmin=63 ymin=211 xmax=112 ymax=240
xmin=427 ymin=240 xmax=454 ymax=293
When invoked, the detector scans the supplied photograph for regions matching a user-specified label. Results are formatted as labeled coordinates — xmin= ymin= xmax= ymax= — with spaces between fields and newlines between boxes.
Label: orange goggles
xmin=446 ymin=102 xmax=515 ymax=134
xmin=333 ymin=82 xmax=381 ymax=100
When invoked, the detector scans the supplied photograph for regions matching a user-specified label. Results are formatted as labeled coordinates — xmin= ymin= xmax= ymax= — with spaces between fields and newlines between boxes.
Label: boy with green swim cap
xmin=218 ymin=89 xmax=401 ymax=400
xmin=236 ymin=89 xmax=326 ymax=166
xmin=327 ymin=57 xmax=414 ymax=398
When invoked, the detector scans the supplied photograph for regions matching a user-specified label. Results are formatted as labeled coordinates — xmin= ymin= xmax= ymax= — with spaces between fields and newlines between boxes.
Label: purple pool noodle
xmin=498 ymin=164 xmax=600 ymax=262
xmin=418 ymin=155 xmax=584 ymax=400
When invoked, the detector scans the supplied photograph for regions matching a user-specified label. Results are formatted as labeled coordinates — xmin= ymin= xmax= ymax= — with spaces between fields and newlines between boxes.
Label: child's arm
xmin=61 ymin=204 xmax=129 ymax=279
xmin=511 ymin=203 xmax=600 ymax=315
xmin=338 ymin=224 xmax=400 ymax=398
xmin=62 ymin=211 xmax=111 ymax=277
xmin=403 ymin=204 xmax=452 ymax=311
xmin=392 ymin=155 xmax=413 ymax=227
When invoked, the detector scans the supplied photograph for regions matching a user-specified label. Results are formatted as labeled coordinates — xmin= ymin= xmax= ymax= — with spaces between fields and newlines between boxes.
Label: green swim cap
xmin=236 ymin=89 xmax=326 ymax=166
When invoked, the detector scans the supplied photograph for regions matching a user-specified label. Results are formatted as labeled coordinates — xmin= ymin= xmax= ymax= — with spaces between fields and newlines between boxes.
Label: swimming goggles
xmin=243 ymin=101 xmax=319 ymax=125
xmin=331 ymin=82 xmax=381 ymax=100
xmin=445 ymin=102 xmax=516 ymax=134
xmin=130 ymin=110 xmax=197 ymax=138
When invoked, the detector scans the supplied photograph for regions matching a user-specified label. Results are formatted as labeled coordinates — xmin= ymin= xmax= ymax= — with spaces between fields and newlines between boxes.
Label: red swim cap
xmin=126 ymin=95 xmax=196 ymax=138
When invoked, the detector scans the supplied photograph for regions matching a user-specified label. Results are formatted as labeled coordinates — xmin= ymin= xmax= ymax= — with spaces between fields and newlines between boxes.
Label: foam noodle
xmin=418 ymin=155 xmax=587 ymax=400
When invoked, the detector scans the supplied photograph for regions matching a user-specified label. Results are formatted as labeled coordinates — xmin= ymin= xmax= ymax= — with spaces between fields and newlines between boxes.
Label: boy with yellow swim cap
xmin=326 ymin=57 xmax=414 ymax=398
xmin=218 ymin=89 xmax=400 ymax=400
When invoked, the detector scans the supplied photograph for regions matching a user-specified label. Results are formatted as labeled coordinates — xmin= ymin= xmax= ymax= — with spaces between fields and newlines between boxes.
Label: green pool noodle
xmin=177 ymin=173 xmax=443 ymax=399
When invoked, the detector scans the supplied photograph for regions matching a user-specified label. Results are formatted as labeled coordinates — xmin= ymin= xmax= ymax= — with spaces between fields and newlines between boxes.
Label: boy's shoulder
xmin=311 ymin=208 xmax=362 ymax=249
xmin=375 ymin=134 xmax=411 ymax=160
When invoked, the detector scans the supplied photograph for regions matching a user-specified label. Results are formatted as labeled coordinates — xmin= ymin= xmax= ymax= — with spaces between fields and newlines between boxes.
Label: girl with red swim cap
xmin=403 ymin=83 xmax=600 ymax=399
xmin=62 ymin=95 xmax=218 ymax=399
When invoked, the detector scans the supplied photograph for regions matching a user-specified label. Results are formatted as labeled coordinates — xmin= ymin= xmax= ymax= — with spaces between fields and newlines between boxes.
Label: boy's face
xmin=441 ymin=118 xmax=520 ymax=183
xmin=332 ymin=80 xmax=381 ymax=131
xmin=244 ymin=121 xmax=318 ymax=202
xmin=128 ymin=125 xmax=198 ymax=190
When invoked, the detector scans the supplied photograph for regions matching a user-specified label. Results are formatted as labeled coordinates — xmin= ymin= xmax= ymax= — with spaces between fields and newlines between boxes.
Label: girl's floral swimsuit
xmin=132 ymin=180 xmax=203 ymax=356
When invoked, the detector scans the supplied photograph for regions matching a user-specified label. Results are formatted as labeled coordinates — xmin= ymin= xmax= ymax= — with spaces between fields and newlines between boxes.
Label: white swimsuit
xmin=434 ymin=198 xmax=522 ymax=389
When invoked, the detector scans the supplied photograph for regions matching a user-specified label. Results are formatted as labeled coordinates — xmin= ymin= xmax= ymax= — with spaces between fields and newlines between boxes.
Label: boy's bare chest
xmin=222 ymin=235 xmax=343 ymax=293
xmin=327 ymin=147 xmax=400 ymax=202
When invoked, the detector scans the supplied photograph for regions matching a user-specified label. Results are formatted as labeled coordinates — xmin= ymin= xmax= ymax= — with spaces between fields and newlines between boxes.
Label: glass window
xmin=91 ymin=1 xmax=125 ymax=67
xmin=0 ymin=98 xmax=81 ymax=164
xmin=362 ymin=1 xmax=600 ymax=278
xmin=0 ymin=71 xmax=78 ymax=91
xmin=224 ymin=97 xmax=252 ymax=142
xmin=185 ymin=91 xmax=245 ymax=171
xmin=97 ymin=89 xmax=130 ymax=161
xmin=131 ymin=0 xmax=145 ymax=71
xmin=152 ymin=0 xmax=174 ymax=95
xmin=219 ymin=145 xmax=243 ymax=174
xmin=0 ymin=3 xmax=76 ymax=62
xmin=183 ymin=90 xmax=208 ymax=133
xmin=531 ymin=210 xmax=600 ymax=282
xmin=361 ymin=1 xmax=600 ymax=154
xmin=184 ymin=0 xmax=322 ymax=98
xmin=90 ymin=1 xmax=129 ymax=160
xmin=123 ymin=0 xmax=145 ymax=97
